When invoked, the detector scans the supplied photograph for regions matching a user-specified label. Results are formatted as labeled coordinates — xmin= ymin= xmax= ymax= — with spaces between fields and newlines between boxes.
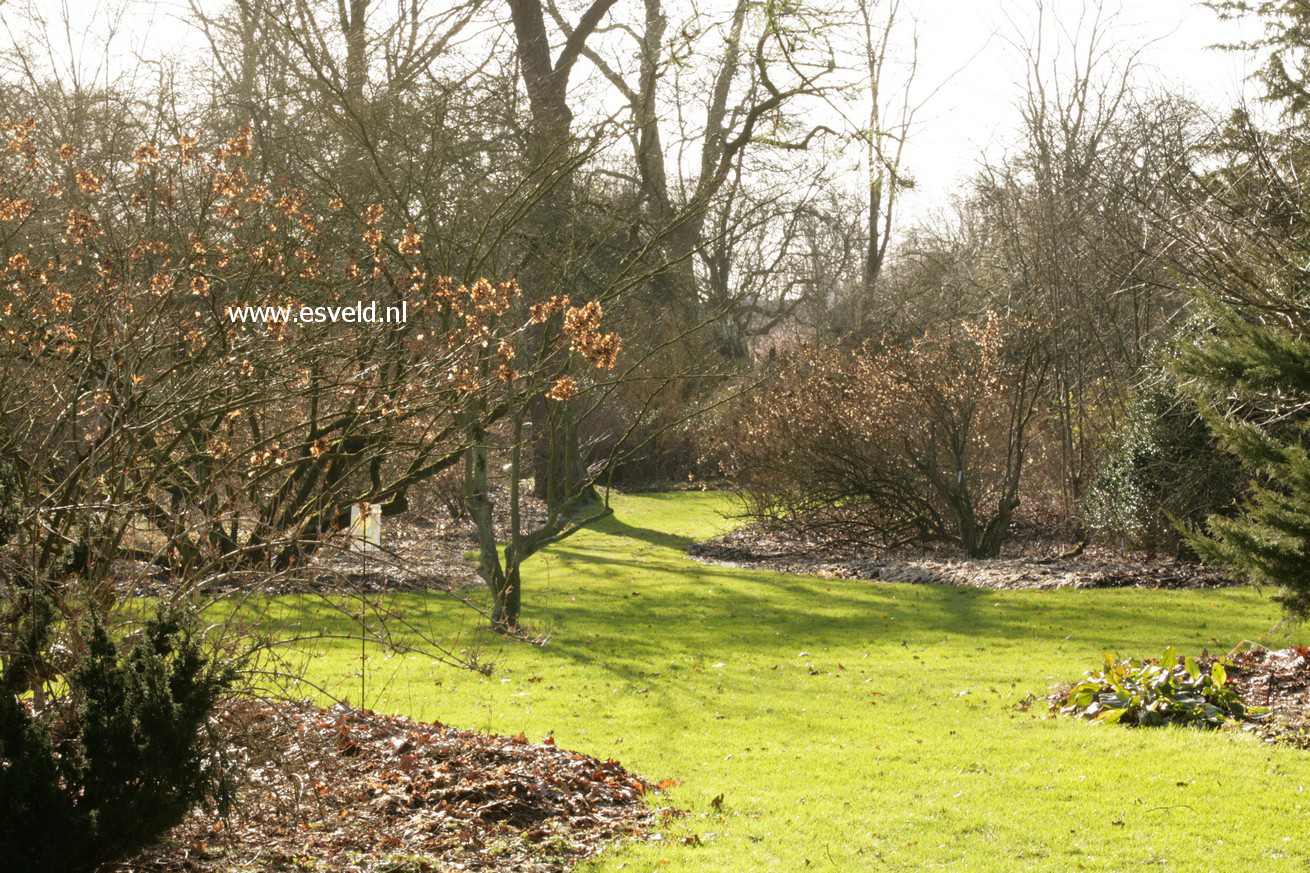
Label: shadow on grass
xmin=587 ymin=513 xmax=701 ymax=551
xmin=239 ymin=498 xmax=1277 ymax=696
xmin=543 ymin=513 xmax=1268 ymax=677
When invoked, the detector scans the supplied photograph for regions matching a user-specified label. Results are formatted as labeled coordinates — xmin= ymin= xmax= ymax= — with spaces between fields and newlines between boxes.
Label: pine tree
xmin=1174 ymin=2 xmax=1310 ymax=617
xmin=0 ymin=606 xmax=233 ymax=873
xmin=1178 ymin=307 xmax=1310 ymax=615
xmin=1207 ymin=1 xmax=1310 ymax=116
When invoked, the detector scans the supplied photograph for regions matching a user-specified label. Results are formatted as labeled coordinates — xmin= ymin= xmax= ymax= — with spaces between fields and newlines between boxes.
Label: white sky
xmin=889 ymin=0 xmax=1264 ymax=219
xmin=5 ymin=0 xmax=1269 ymax=219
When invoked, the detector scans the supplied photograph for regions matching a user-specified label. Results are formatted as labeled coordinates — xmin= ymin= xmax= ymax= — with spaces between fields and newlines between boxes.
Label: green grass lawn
xmin=248 ymin=491 xmax=1310 ymax=871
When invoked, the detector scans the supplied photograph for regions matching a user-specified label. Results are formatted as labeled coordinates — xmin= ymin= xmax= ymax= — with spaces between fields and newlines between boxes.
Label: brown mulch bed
xmin=1222 ymin=646 xmax=1310 ymax=747
xmin=113 ymin=492 xmax=549 ymax=598
xmin=118 ymin=699 xmax=665 ymax=872
xmin=688 ymin=520 xmax=1241 ymax=591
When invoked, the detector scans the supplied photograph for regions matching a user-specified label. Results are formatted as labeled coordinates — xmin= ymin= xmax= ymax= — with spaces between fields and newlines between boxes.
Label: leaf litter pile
xmin=113 ymin=490 xmax=550 ymax=597
xmin=120 ymin=700 xmax=664 ymax=872
xmin=1224 ymin=646 xmax=1310 ymax=746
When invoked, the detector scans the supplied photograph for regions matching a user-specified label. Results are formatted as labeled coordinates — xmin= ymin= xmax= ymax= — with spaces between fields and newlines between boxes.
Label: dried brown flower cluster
xmin=529 ymin=293 xmax=571 ymax=323
xmin=398 ymin=227 xmax=422 ymax=255
xmin=562 ymin=300 xmax=623 ymax=370
xmin=546 ymin=374 xmax=577 ymax=401
xmin=75 ymin=170 xmax=102 ymax=193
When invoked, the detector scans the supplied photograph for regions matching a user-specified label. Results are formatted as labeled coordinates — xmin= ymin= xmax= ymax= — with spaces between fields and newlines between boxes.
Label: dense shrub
xmin=729 ymin=315 xmax=1047 ymax=557
xmin=1059 ymin=648 xmax=1259 ymax=727
xmin=0 ymin=606 xmax=232 ymax=873
xmin=1085 ymin=369 xmax=1241 ymax=555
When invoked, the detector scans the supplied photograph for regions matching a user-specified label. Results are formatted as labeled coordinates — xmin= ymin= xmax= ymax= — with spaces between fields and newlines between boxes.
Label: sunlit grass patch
xmin=264 ymin=491 xmax=1310 ymax=872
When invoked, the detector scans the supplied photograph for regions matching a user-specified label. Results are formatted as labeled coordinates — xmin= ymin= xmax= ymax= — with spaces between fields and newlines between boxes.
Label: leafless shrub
xmin=728 ymin=315 xmax=1047 ymax=557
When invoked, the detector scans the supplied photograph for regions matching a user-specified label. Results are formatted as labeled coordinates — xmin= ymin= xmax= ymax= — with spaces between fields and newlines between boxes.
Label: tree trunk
xmin=463 ymin=418 xmax=523 ymax=633
xmin=342 ymin=0 xmax=368 ymax=103
xmin=490 ymin=564 xmax=522 ymax=634
xmin=506 ymin=0 xmax=609 ymax=506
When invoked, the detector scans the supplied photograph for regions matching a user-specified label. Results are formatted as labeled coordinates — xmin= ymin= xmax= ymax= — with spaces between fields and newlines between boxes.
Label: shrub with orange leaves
xmin=0 ymin=121 xmax=619 ymax=583
xmin=0 ymin=119 xmax=630 ymax=873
